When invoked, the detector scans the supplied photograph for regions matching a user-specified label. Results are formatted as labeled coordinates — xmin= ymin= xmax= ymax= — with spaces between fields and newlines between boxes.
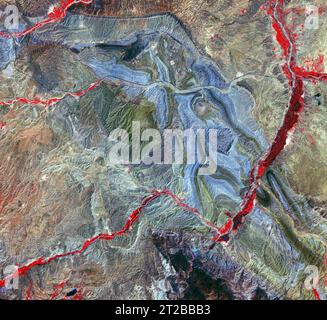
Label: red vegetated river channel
xmin=0 ymin=0 xmax=326 ymax=300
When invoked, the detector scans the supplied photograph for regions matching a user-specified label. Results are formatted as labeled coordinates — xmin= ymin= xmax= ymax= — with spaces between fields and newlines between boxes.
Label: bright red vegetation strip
xmin=50 ymin=280 xmax=69 ymax=300
xmin=212 ymin=0 xmax=327 ymax=248
xmin=0 ymin=0 xmax=93 ymax=39
xmin=24 ymin=281 xmax=33 ymax=300
xmin=0 ymin=80 xmax=102 ymax=108
xmin=0 ymin=0 xmax=325 ymax=300
xmin=312 ymin=288 xmax=321 ymax=300
xmin=0 ymin=189 xmax=227 ymax=289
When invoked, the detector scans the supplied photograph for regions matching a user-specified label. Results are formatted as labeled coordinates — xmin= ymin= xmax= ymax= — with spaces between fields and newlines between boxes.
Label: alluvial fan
xmin=0 ymin=0 xmax=326 ymax=300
